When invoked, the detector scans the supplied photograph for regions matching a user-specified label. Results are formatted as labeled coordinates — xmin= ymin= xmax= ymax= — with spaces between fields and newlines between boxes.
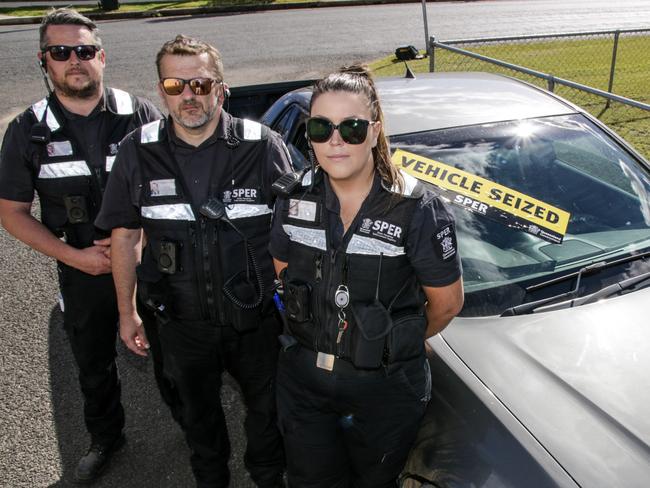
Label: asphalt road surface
xmin=2 ymin=1 xmax=650 ymax=487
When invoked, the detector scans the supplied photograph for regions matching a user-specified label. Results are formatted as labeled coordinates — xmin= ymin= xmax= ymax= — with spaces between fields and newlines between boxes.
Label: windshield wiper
xmin=500 ymin=262 xmax=601 ymax=316
xmin=573 ymin=270 xmax=650 ymax=306
xmin=500 ymin=250 xmax=650 ymax=316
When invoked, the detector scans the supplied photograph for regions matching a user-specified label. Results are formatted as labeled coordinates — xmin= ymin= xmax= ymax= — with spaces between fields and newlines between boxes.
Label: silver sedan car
xmin=261 ymin=72 xmax=650 ymax=487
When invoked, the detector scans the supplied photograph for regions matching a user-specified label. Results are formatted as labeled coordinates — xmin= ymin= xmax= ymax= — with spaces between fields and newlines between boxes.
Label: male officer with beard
xmin=96 ymin=35 xmax=290 ymax=487
xmin=0 ymin=8 xmax=161 ymax=484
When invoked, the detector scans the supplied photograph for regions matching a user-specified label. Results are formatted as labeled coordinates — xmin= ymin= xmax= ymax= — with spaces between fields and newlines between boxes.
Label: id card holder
xmin=316 ymin=352 xmax=335 ymax=371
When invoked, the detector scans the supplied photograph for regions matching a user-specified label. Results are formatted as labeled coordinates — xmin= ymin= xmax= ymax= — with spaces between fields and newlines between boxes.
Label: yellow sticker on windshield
xmin=392 ymin=149 xmax=571 ymax=243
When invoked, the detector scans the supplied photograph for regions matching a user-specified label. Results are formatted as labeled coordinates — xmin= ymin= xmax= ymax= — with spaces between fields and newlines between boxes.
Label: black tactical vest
xmin=281 ymin=170 xmax=428 ymax=368
xmin=133 ymin=116 xmax=276 ymax=330
xmin=29 ymin=88 xmax=137 ymax=248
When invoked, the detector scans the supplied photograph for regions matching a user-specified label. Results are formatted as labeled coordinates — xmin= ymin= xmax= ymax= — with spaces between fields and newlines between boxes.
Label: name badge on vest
xmin=288 ymin=199 xmax=318 ymax=222
xmin=150 ymin=179 xmax=177 ymax=197
xmin=47 ymin=140 xmax=73 ymax=157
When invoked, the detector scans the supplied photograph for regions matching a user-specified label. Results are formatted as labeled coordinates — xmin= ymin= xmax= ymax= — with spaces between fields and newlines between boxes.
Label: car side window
xmin=291 ymin=120 xmax=309 ymax=163
xmin=272 ymin=106 xmax=297 ymax=135
xmin=271 ymin=105 xmax=310 ymax=169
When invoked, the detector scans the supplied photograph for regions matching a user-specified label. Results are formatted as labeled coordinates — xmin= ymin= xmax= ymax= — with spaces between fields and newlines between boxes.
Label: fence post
xmin=547 ymin=75 xmax=555 ymax=92
xmin=605 ymin=30 xmax=620 ymax=110
xmin=422 ymin=0 xmax=430 ymax=60
xmin=429 ymin=37 xmax=435 ymax=72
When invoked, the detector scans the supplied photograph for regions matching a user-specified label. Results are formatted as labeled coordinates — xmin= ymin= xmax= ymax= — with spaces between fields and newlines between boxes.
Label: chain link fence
xmin=429 ymin=29 xmax=650 ymax=159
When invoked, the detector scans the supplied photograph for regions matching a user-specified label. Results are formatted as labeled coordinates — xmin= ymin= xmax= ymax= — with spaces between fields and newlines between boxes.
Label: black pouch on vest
xmin=283 ymin=279 xmax=312 ymax=323
xmin=350 ymin=300 xmax=393 ymax=369
xmin=387 ymin=315 xmax=427 ymax=362
xmin=223 ymin=270 xmax=262 ymax=332
xmin=136 ymin=258 xmax=169 ymax=320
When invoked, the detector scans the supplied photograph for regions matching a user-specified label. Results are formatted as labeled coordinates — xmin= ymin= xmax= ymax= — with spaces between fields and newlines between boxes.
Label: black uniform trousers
xmin=57 ymin=262 xmax=124 ymax=445
xmin=157 ymin=313 xmax=285 ymax=488
xmin=139 ymin=302 xmax=183 ymax=424
xmin=276 ymin=346 xmax=430 ymax=488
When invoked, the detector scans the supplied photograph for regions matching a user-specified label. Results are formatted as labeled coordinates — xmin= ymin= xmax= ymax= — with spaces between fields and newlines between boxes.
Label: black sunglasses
xmin=43 ymin=45 xmax=100 ymax=62
xmin=160 ymin=77 xmax=220 ymax=96
xmin=306 ymin=117 xmax=376 ymax=145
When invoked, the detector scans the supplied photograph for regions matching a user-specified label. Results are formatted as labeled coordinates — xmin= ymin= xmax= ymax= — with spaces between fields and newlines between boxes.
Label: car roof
xmin=289 ymin=72 xmax=580 ymax=136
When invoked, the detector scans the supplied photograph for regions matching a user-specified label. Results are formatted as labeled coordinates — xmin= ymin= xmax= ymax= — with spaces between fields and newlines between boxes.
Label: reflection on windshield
xmin=392 ymin=114 xmax=650 ymax=316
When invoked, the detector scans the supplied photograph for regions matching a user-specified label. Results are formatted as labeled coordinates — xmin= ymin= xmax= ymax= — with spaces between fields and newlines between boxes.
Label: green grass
xmin=369 ymin=35 xmax=650 ymax=159
xmin=0 ymin=0 xmax=301 ymax=17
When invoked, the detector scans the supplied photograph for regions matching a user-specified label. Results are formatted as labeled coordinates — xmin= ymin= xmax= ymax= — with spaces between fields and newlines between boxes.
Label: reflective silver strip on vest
xmin=105 ymin=155 xmax=116 ymax=172
xmin=242 ymin=119 xmax=261 ymax=140
xmin=141 ymin=204 xmax=195 ymax=221
xmin=38 ymin=160 xmax=91 ymax=179
xmin=32 ymin=97 xmax=47 ymax=120
xmin=110 ymin=87 xmax=134 ymax=115
xmin=390 ymin=170 xmax=419 ymax=196
xmin=31 ymin=97 xmax=61 ymax=132
xmin=225 ymin=204 xmax=272 ymax=220
xmin=282 ymin=224 xmax=327 ymax=251
xmin=141 ymin=120 xmax=161 ymax=143
xmin=302 ymin=169 xmax=313 ymax=187
xmin=346 ymin=234 xmax=405 ymax=257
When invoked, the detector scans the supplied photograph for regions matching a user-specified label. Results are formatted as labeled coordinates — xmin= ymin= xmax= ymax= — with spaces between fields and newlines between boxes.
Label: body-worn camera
xmin=157 ymin=241 xmax=179 ymax=275
xmin=63 ymin=195 xmax=89 ymax=224
xmin=284 ymin=280 xmax=312 ymax=323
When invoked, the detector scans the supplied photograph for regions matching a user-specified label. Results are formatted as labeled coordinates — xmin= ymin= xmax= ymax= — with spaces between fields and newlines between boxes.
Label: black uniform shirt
xmin=96 ymin=111 xmax=293 ymax=231
xmin=0 ymin=88 xmax=161 ymax=203
xmin=269 ymin=173 xmax=462 ymax=287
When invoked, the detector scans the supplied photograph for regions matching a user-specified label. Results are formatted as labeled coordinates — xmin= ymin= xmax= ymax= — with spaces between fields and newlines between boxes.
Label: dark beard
xmin=53 ymin=78 xmax=101 ymax=99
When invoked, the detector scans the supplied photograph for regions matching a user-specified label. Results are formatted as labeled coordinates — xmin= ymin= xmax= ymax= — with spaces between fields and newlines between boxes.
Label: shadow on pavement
xmin=46 ymin=305 xmax=195 ymax=487
xmin=46 ymin=305 xmax=255 ymax=487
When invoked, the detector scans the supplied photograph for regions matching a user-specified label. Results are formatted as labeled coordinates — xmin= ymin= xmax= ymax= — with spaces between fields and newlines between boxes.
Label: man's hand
xmin=0 ymin=199 xmax=113 ymax=275
xmin=95 ymin=236 xmax=112 ymax=260
xmin=69 ymin=244 xmax=112 ymax=275
xmin=119 ymin=311 xmax=150 ymax=357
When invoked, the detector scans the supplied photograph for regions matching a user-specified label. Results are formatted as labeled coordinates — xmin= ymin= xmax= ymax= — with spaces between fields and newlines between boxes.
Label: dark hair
xmin=310 ymin=64 xmax=403 ymax=194
xmin=155 ymin=34 xmax=223 ymax=81
xmin=39 ymin=8 xmax=101 ymax=51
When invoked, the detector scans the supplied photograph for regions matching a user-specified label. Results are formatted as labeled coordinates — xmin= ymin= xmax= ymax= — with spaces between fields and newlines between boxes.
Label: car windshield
xmin=392 ymin=114 xmax=650 ymax=316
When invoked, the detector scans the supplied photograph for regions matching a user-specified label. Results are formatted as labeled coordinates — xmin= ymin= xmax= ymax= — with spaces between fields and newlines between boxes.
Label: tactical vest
xmin=133 ymin=116 xmax=276 ymax=330
xmin=281 ymin=170 xmax=428 ymax=368
xmin=29 ymin=88 xmax=136 ymax=248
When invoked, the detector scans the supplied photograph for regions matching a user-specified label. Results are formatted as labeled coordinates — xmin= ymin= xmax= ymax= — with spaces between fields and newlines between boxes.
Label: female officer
xmin=269 ymin=65 xmax=464 ymax=488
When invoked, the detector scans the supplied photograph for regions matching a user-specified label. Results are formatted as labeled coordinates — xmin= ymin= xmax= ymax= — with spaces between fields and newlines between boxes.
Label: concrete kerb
xmin=0 ymin=0 xmax=424 ymax=25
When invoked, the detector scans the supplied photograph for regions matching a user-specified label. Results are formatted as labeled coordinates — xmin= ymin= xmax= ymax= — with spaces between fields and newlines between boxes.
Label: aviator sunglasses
xmin=306 ymin=117 xmax=376 ymax=145
xmin=160 ymin=77 xmax=221 ymax=96
xmin=43 ymin=45 xmax=100 ymax=62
